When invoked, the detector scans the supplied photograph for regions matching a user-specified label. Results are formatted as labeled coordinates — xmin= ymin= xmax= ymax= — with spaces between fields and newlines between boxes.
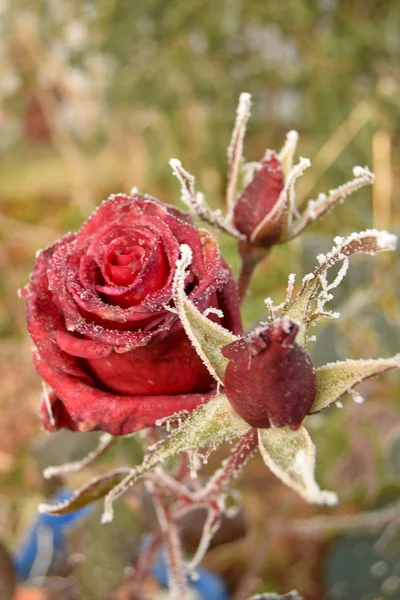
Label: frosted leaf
xmin=226 ymin=92 xmax=252 ymax=215
xmin=186 ymin=508 xmax=221 ymax=574
xmin=264 ymin=273 xmax=296 ymax=320
xmin=350 ymin=389 xmax=364 ymax=404
xmin=102 ymin=395 xmax=250 ymax=523
xmin=43 ymin=433 xmax=114 ymax=479
xmin=311 ymin=355 xmax=400 ymax=413
xmin=288 ymin=166 xmax=375 ymax=239
xmin=203 ymin=307 xmax=224 ymax=319
xmin=250 ymin=157 xmax=311 ymax=242
xmin=170 ymin=159 xmax=245 ymax=238
xmin=277 ymin=130 xmax=299 ymax=177
xmin=172 ymin=244 xmax=238 ymax=383
xmin=155 ymin=409 xmax=190 ymax=429
xmin=38 ymin=468 xmax=133 ymax=516
xmin=321 ymin=257 xmax=349 ymax=292
xmin=285 ymin=229 xmax=397 ymax=346
xmin=258 ymin=427 xmax=338 ymax=506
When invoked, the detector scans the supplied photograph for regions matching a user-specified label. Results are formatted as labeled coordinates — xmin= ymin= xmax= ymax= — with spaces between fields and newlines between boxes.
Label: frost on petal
xmin=258 ymin=427 xmax=338 ymax=506
xmin=172 ymin=244 xmax=238 ymax=383
xmin=285 ymin=229 xmax=398 ymax=347
xmin=311 ymin=355 xmax=400 ymax=413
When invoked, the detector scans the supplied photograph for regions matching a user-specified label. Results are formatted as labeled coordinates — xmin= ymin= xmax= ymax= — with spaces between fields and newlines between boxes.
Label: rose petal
xmin=37 ymin=360 xmax=214 ymax=436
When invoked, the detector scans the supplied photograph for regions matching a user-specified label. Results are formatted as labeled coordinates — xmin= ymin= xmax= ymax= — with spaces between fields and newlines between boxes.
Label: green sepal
xmin=172 ymin=244 xmax=237 ymax=383
xmin=311 ymin=355 xmax=400 ymax=413
xmin=258 ymin=426 xmax=337 ymax=506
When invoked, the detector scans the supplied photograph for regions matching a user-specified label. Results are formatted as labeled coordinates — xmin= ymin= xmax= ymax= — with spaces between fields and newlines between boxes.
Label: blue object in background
xmin=13 ymin=487 xmax=91 ymax=581
xmin=148 ymin=537 xmax=230 ymax=600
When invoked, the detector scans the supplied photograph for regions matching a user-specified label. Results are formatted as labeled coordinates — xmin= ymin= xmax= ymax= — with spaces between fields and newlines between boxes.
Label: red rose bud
xmin=233 ymin=152 xmax=285 ymax=245
xmin=221 ymin=319 xmax=316 ymax=430
xmin=23 ymin=193 xmax=242 ymax=436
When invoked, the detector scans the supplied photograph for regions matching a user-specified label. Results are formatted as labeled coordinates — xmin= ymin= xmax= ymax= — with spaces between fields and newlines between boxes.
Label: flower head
xmin=22 ymin=193 xmax=242 ymax=435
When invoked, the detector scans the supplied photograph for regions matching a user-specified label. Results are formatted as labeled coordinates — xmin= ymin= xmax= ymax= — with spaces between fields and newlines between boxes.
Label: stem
xmin=150 ymin=483 xmax=189 ymax=600
xmin=196 ymin=429 xmax=258 ymax=502
xmin=237 ymin=241 xmax=269 ymax=302
xmin=126 ymin=431 xmax=259 ymax=597
xmin=238 ymin=260 xmax=258 ymax=302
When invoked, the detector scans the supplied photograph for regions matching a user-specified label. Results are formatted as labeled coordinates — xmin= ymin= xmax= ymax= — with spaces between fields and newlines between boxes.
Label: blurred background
xmin=0 ymin=1 xmax=399 ymax=599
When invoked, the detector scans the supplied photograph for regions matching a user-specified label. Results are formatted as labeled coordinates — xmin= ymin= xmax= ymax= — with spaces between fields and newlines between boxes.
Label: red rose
xmin=23 ymin=193 xmax=242 ymax=435
xmin=221 ymin=319 xmax=316 ymax=429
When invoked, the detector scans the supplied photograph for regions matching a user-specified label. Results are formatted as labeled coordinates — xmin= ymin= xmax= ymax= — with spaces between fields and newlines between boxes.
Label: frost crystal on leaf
xmin=172 ymin=244 xmax=238 ymax=383
xmin=226 ymin=92 xmax=252 ymax=214
xmin=288 ymin=166 xmax=375 ymax=240
xmin=258 ymin=427 xmax=338 ymax=506
xmin=312 ymin=355 xmax=400 ymax=413
xmin=284 ymin=229 xmax=398 ymax=347
xmin=169 ymin=158 xmax=244 ymax=238
xmin=277 ymin=130 xmax=299 ymax=177
xmin=101 ymin=395 xmax=250 ymax=524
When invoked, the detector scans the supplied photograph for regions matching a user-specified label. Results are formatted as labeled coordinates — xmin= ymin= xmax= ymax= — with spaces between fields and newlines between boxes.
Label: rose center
xmin=106 ymin=244 xmax=147 ymax=286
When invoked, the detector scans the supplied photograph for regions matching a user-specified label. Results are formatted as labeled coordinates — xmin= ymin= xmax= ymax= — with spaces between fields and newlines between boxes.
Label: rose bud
xmin=23 ymin=193 xmax=242 ymax=436
xmin=221 ymin=319 xmax=316 ymax=430
xmin=233 ymin=152 xmax=285 ymax=246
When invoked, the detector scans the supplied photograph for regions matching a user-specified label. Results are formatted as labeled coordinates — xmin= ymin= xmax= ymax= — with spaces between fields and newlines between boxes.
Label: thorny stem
xmin=195 ymin=429 xmax=258 ymax=502
xmin=151 ymin=485 xmax=189 ymax=599
xmin=138 ymin=430 xmax=259 ymax=591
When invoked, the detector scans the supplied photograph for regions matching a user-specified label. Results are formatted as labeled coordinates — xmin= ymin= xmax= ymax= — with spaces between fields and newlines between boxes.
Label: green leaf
xmin=39 ymin=468 xmax=132 ymax=515
xmin=149 ymin=394 xmax=250 ymax=460
xmin=285 ymin=282 xmax=315 ymax=347
xmin=311 ymin=355 xmax=400 ymax=413
xmin=172 ymin=244 xmax=237 ymax=382
xmin=258 ymin=426 xmax=337 ymax=506
xmin=285 ymin=230 xmax=397 ymax=347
